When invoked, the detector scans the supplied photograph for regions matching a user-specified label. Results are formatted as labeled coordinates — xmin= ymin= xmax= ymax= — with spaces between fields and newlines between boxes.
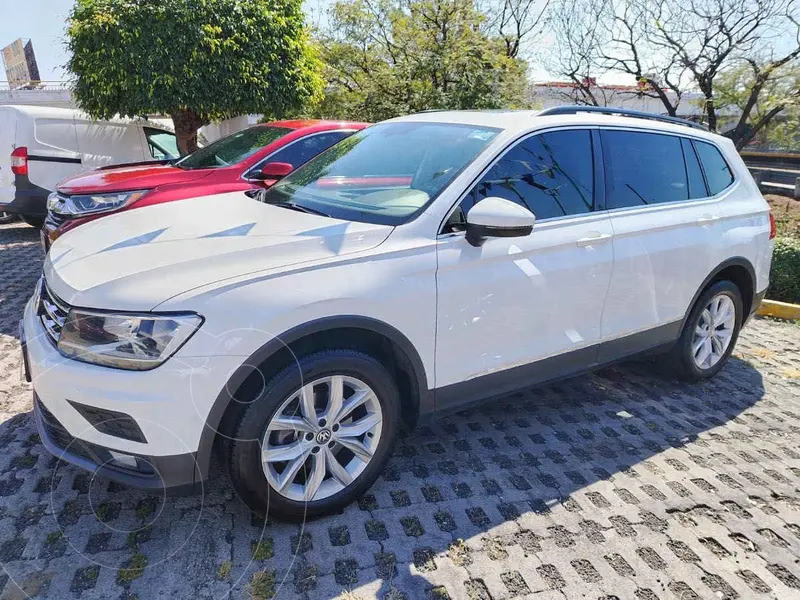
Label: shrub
xmin=768 ymin=236 xmax=800 ymax=303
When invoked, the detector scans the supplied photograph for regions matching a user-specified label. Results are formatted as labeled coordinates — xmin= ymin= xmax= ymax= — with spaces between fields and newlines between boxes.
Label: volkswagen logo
xmin=316 ymin=429 xmax=332 ymax=444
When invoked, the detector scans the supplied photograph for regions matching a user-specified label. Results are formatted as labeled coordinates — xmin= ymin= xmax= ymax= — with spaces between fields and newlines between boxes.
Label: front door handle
xmin=577 ymin=232 xmax=612 ymax=247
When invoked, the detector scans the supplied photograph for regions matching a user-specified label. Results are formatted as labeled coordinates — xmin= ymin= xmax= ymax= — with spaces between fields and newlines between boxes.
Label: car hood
xmin=44 ymin=191 xmax=393 ymax=310
xmin=57 ymin=164 xmax=213 ymax=194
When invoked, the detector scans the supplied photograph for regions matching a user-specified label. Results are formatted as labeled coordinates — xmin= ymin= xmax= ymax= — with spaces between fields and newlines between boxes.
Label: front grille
xmin=37 ymin=280 xmax=70 ymax=345
xmin=44 ymin=210 xmax=68 ymax=230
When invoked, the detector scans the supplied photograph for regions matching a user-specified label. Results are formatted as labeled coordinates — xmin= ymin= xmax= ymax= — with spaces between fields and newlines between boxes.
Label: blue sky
xmin=0 ymin=0 xmax=74 ymax=83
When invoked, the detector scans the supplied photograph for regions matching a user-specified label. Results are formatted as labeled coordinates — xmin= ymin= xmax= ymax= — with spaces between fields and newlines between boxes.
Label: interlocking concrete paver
xmin=1 ymin=220 xmax=800 ymax=599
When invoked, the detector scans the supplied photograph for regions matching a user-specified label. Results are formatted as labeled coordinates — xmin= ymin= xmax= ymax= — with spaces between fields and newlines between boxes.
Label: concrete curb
xmin=757 ymin=299 xmax=800 ymax=320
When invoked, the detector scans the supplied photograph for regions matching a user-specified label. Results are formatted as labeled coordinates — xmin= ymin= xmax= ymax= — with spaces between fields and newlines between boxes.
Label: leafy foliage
xmin=715 ymin=62 xmax=800 ymax=150
xmin=67 ymin=0 xmax=323 ymax=152
xmin=769 ymin=237 xmax=800 ymax=304
xmin=314 ymin=0 xmax=531 ymax=121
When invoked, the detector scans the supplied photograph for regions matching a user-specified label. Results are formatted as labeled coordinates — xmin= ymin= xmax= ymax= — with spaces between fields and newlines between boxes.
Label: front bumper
xmin=22 ymin=290 xmax=243 ymax=493
xmin=34 ymin=393 xmax=200 ymax=494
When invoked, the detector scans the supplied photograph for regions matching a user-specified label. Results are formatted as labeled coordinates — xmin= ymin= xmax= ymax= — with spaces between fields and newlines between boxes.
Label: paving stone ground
xmin=1 ymin=220 xmax=800 ymax=600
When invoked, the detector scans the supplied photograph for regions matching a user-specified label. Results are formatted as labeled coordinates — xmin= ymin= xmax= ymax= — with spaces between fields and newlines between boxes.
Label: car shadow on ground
xmin=0 ymin=222 xmax=42 ymax=342
xmin=292 ymin=355 xmax=767 ymax=598
xmin=0 ymin=221 xmax=779 ymax=599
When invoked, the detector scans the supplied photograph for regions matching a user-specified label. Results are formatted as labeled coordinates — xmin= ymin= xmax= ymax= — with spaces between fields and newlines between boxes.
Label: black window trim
xmin=597 ymin=126 xmax=738 ymax=216
xmin=438 ymin=125 xmax=604 ymax=236
xmin=680 ymin=137 xmax=710 ymax=198
xmin=242 ymin=129 xmax=359 ymax=182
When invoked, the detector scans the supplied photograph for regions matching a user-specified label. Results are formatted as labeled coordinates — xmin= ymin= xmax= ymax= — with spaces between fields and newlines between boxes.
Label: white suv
xmin=23 ymin=107 xmax=774 ymax=519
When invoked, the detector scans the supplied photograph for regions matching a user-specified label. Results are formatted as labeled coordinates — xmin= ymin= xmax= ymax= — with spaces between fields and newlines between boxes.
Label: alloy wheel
xmin=691 ymin=293 xmax=736 ymax=369
xmin=261 ymin=375 xmax=383 ymax=502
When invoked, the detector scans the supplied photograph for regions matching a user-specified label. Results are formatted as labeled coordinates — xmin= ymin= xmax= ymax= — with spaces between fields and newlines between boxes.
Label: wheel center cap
xmin=316 ymin=429 xmax=332 ymax=444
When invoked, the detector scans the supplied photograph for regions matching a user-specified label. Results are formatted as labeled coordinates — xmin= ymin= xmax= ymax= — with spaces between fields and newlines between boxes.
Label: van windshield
xmin=177 ymin=125 xmax=292 ymax=169
xmin=259 ymin=122 xmax=500 ymax=225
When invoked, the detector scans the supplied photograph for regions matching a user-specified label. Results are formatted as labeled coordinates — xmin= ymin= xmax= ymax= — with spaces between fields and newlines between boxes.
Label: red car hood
xmin=57 ymin=164 xmax=214 ymax=194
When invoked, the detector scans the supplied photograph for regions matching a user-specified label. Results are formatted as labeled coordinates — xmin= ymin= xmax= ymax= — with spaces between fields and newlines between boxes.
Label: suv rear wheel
xmin=672 ymin=280 xmax=743 ymax=380
xmin=227 ymin=349 xmax=401 ymax=520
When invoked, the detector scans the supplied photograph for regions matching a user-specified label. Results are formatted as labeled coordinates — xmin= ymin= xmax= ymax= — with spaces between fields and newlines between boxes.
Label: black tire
xmin=21 ymin=215 xmax=44 ymax=228
xmin=227 ymin=349 xmax=401 ymax=521
xmin=0 ymin=212 xmax=17 ymax=225
xmin=671 ymin=280 xmax=743 ymax=381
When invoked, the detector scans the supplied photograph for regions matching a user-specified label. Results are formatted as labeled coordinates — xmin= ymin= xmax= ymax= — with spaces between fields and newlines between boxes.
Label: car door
xmin=599 ymin=129 xmax=728 ymax=361
xmin=434 ymin=128 xmax=615 ymax=409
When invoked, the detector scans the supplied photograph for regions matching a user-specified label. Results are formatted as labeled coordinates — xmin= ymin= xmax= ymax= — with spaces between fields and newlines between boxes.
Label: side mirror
xmin=465 ymin=197 xmax=535 ymax=247
xmin=251 ymin=161 xmax=294 ymax=181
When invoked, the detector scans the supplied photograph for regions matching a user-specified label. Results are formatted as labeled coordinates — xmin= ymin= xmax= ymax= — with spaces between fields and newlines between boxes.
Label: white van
xmin=0 ymin=105 xmax=179 ymax=226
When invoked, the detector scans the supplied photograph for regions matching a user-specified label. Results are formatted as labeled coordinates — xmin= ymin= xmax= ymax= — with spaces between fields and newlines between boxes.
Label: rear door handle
xmin=696 ymin=214 xmax=719 ymax=225
xmin=577 ymin=232 xmax=612 ymax=247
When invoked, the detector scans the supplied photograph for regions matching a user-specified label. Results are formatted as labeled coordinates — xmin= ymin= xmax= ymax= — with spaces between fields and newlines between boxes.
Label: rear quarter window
xmin=34 ymin=118 xmax=79 ymax=153
xmin=694 ymin=140 xmax=735 ymax=195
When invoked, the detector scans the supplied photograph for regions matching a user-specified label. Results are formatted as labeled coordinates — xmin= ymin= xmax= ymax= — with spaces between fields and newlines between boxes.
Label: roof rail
xmin=538 ymin=105 xmax=707 ymax=132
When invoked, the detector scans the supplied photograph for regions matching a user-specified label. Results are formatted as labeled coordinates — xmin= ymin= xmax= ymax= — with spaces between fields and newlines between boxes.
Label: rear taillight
xmin=769 ymin=212 xmax=776 ymax=239
xmin=10 ymin=146 xmax=27 ymax=176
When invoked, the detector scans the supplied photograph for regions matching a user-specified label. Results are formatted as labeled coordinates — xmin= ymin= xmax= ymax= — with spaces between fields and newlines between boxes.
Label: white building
xmin=530 ymin=81 xmax=706 ymax=118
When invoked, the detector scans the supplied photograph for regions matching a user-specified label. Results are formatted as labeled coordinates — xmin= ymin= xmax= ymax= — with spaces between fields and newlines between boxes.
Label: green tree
xmin=715 ymin=61 xmax=800 ymax=150
xmin=67 ymin=0 xmax=324 ymax=153
xmin=315 ymin=0 xmax=530 ymax=121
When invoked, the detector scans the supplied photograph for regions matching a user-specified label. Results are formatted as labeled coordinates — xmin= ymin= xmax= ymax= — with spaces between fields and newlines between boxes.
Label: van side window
xmin=443 ymin=129 xmax=594 ymax=233
xmin=681 ymin=138 xmax=708 ymax=199
xmin=145 ymin=128 xmax=179 ymax=160
xmin=602 ymin=130 xmax=689 ymax=208
xmin=694 ymin=140 xmax=734 ymax=195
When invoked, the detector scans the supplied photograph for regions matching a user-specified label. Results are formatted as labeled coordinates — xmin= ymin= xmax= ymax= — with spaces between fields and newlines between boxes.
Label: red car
xmin=43 ymin=120 xmax=368 ymax=247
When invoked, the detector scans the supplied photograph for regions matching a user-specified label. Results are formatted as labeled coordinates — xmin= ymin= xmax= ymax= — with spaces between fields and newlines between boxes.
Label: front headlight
xmin=57 ymin=310 xmax=203 ymax=370
xmin=48 ymin=190 xmax=149 ymax=217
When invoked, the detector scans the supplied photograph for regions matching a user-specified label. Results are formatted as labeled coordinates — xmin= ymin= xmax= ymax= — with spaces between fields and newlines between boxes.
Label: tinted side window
xmin=267 ymin=131 xmax=352 ymax=168
xmin=694 ymin=140 xmax=734 ymax=195
xmin=602 ymin=130 xmax=688 ymax=208
xmin=471 ymin=129 xmax=593 ymax=219
xmin=681 ymin=138 xmax=707 ymax=199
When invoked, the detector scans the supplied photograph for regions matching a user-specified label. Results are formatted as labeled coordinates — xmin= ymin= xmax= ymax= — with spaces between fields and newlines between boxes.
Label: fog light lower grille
xmin=67 ymin=400 xmax=147 ymax=443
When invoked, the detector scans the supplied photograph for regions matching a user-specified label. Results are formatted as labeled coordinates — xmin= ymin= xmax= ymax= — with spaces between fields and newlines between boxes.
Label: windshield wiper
xmin=275 ymin=202 xmax=330 ymax=217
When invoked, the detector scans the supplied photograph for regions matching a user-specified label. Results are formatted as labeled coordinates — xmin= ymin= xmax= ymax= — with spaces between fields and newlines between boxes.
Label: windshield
xmin=177 ymin=125 xmax=293 ymax=169
xmin=259 ymin=122 xmax=501 ymax=225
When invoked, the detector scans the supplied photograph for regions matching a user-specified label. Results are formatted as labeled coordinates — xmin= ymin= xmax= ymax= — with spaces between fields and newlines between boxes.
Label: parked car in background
xmin=42 ymin=120 xmax=368 ymax=249
xmin=0 ymin=105 xmax=178 ymax=228
xmin=24 ymin=107 xmax=773 ymax=520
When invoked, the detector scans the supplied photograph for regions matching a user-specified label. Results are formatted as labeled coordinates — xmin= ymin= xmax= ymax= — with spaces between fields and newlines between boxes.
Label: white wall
xmin=200 ymin=115 xmax=261 ymax=143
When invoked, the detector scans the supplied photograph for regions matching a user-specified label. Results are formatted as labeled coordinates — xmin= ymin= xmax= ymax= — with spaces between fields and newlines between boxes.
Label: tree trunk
xmin=171 ymin=109 xmax=205 ymax=155
xmin=732 ymin=104 xmax=786 ymax=151
xmin=703 ymin=92 xmax=717 ymax=132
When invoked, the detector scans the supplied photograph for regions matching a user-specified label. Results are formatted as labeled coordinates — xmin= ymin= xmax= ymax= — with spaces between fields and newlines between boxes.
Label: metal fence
xmin=742 ymin=151 xmax=800 ymax=198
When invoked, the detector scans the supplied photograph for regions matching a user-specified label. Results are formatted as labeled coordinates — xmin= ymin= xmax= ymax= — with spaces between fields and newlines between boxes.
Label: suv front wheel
xmin=228 ymin=349 xmax=401 ymax=520
xmin=672 ymin=280 xmax=743 ymax=380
